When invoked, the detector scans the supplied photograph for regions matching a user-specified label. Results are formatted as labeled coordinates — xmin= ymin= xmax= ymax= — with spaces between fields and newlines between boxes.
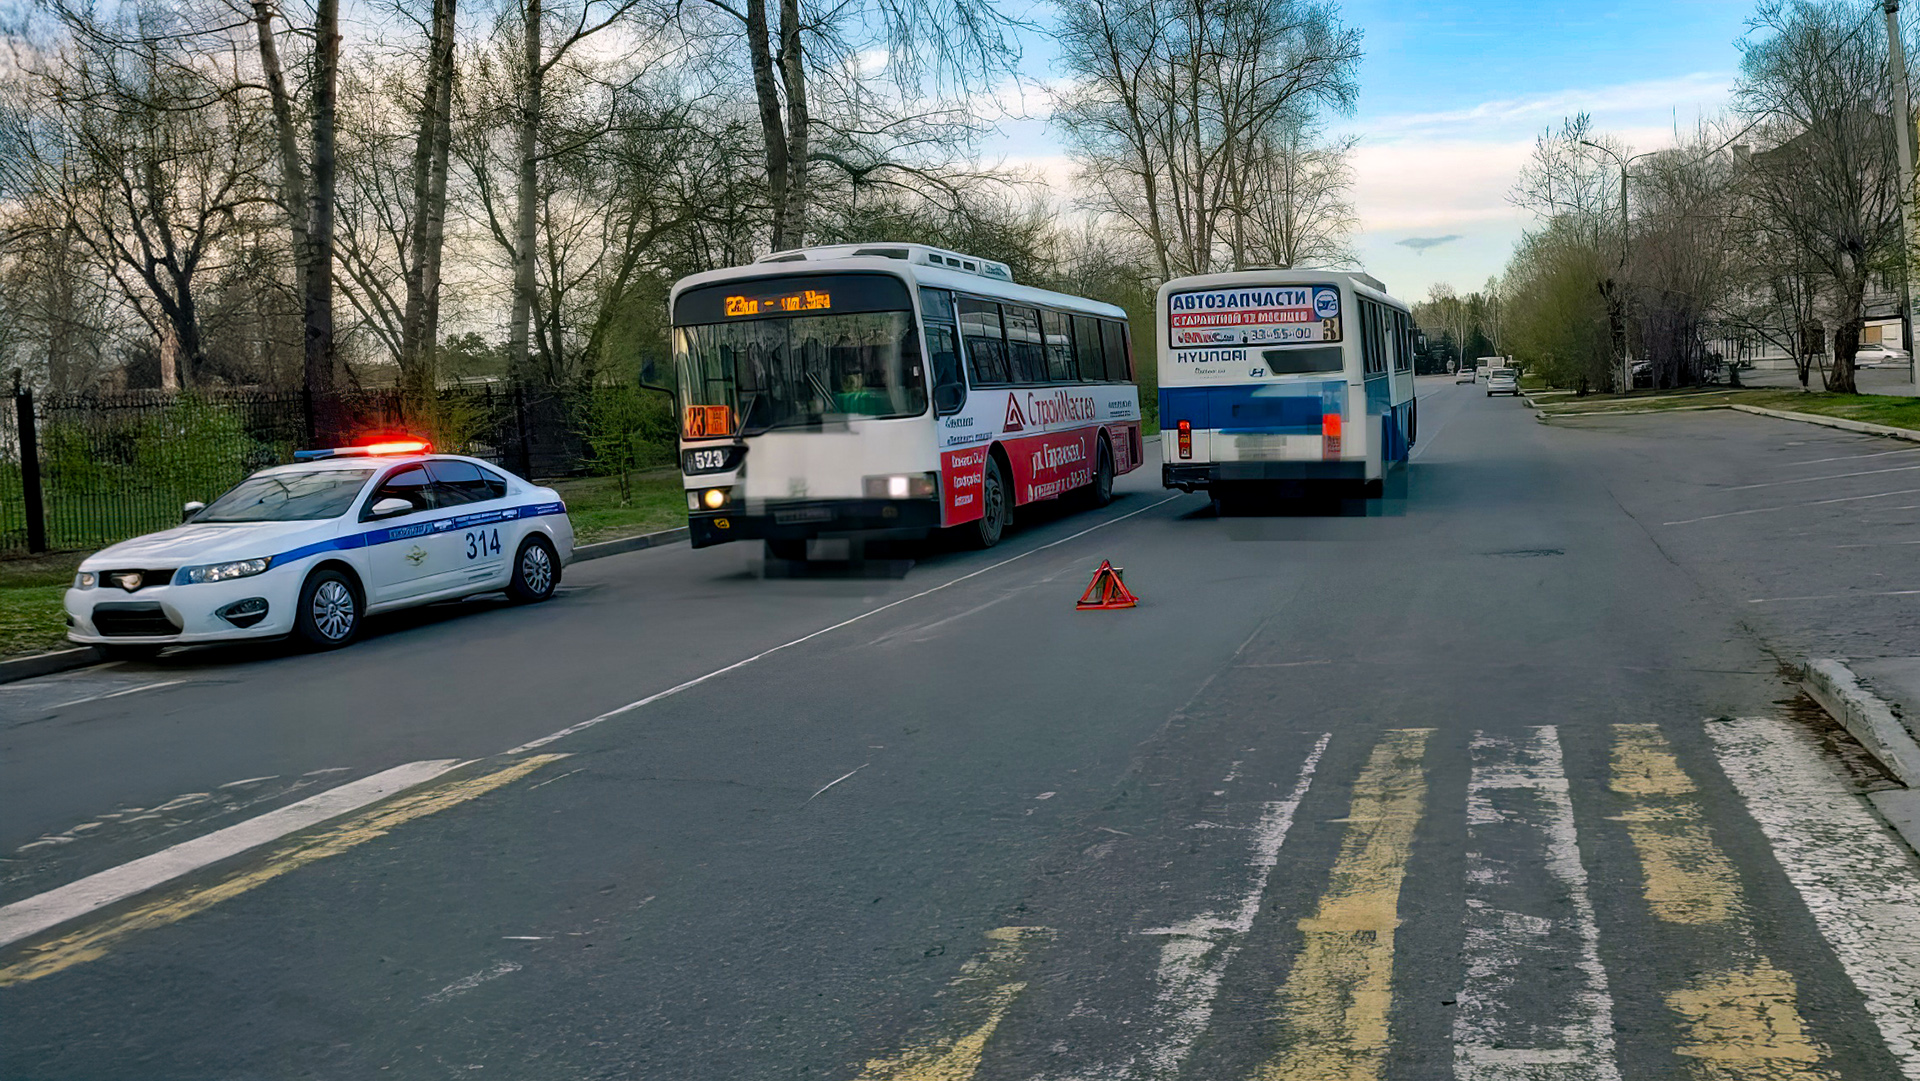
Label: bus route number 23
xmin=465 ymin=528 xmax=502 ymax=560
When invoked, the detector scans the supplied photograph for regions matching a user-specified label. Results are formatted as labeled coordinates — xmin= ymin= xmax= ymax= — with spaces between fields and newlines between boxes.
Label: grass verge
xmin=1539 ymin=387 xmax=1920 ymax=432
xmin=0 ymin=552 xmax=84 ymax=657
xmin=548 ymin=470 xmax=690 ymax=545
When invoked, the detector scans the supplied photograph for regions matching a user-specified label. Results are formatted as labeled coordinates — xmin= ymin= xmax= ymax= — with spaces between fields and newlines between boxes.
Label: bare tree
xmin=1052 ymin=0 xmax=1361 ymax=277
xmin=1239 ymin=124 xmax=1358 ymax=269
xmin=1736 ymin=0 xmax=1903 ymax=394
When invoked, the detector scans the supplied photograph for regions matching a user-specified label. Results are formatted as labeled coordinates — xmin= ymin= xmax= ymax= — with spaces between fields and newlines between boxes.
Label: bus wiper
xmin=807 ymin=372 xmax=837 ymax=414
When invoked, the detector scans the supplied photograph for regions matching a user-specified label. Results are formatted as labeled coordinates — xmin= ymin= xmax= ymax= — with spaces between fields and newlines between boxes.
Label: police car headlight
xmin=180 ymin=557 xmax=272 ymax=584
xmin=74 ymin=572 xmax=96 ymax=589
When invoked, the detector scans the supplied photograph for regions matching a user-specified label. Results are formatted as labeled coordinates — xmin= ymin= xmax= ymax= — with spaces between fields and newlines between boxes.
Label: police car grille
xmin=93 ymin=603 xmax=182 ymax=637
xmin=102 ymin=569 xmax=177 ymax=592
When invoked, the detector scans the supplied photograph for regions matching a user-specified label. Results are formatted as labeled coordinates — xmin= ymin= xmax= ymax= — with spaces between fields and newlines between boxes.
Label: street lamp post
xmin=1579 ymin=140 xmax=1649 ymax=392
xmin=1885 ymin=0 xmax=1919 ymax=385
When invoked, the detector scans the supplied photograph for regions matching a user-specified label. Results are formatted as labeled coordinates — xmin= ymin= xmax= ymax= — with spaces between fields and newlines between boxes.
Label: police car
xmin=64 ymin=441 xmax=575 ymax=658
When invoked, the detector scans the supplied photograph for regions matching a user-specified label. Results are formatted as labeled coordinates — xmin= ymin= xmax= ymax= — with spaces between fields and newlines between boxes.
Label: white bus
xmin=672 ymin=244 xmax=1145 ymax=558
xmin=1156 ymin=269 xmax=1416 ymax=502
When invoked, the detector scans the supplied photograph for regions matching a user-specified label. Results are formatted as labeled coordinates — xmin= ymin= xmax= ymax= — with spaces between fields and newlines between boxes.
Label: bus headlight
xmin=701 ymin=487 xmax=730 ymax=510
xmin=863 ymin=473 xmax=937 ymax=499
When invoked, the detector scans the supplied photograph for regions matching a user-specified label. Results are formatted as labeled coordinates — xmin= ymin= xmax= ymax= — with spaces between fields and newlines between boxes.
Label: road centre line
xmin=48 ymin=679 xmax=188 ymax=711
xmin=1749 ymin=589 xmax=1920 ymax=604
xmin=1708 ymin=718 xmax=1920 ymax=1077
xmin=1099 ymin=732 xmax=1330 ymax=1081
xmin=1718 ymin=463 xmax=1920 ymax=492
xmin=1455 ymin=727 xmax=1618 ymax=1081
xmin=506 ymin=494 xmax=1185 ymax=754
xmin=1663 ymin=487 xmax=1920 ymax=526
xmin=1252 ymin=728 xmax=1431 ymax=1081
xmin=0 ymin=759 xmax=465 ymax=949
xmin=0 ymin=755 xmax=565 ymax=986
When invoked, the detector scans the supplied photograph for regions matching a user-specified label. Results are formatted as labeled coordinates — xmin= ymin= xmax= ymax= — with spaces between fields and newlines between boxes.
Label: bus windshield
xmin=676 ymin=312 xmax=927 ymax=434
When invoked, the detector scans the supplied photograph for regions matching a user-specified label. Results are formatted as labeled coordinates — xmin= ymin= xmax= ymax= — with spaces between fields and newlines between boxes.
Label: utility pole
xmin=1887 ymin=0 xmax=1919 ymax=384
xmin=1581 ymin=139 xmax=1641 ymax=392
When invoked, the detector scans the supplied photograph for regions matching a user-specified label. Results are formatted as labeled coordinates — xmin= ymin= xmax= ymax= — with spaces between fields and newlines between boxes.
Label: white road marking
xmin=1785 ymin=446 xmax=1920 ymax=467
xmin=1663 ymin=487 xmax=1920 ymax=526
xmin=48 ymin=679 xmax=187 ymax=710
xmin=1718 ymin=463 xmax=1920 ymax=492
xmin=423 ymin=961 xmax=521 ymax=1005
xmin=506 ymin=494 xmax=1185 ymax=753
xmin=1834 ymin=538 xmax=1920 ymax=548
xmin=1708 ymin=717 xmax=1920 ymax=1077
xmin=0 ymin=760 xmax=465 ymax=948
xmin=1095 ymin=732 xmax=1331 ymax=1081
xmin=805 ymin=763 xmax=869 ymax=803
xmin=1748 ymin=589 xmax=1920 ymax=603
xmin=1455 ymin=727 xmax=1618 ymax=1081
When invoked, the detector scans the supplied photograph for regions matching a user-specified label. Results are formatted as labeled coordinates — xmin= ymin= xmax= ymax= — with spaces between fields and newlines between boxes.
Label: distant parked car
xmin=1485 ymin=368 xmax=1521 ymax=396
xmin=1455 ymin=367 xmax=1477 ymax=384
xmin=1853 ymin=344 xmax=1910 ymax=369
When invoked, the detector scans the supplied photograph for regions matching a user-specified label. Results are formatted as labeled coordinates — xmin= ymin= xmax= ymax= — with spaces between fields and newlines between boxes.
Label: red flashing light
xmin=1176 ymin=419 xmax=1192 ymax=460
xmin=360 ymin=440 xmax=432 ymax=456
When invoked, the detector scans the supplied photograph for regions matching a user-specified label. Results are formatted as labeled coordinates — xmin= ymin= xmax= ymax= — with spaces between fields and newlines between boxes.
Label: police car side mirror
xmin=182 ymin=501 xmax=206 ymax=523
xmin=370 ymin=497 xmax=413 ymax=519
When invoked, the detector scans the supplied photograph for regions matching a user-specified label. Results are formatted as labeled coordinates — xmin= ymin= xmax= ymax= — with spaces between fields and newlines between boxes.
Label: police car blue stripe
xmin=267 ymin=502 xmax=568 ymax=567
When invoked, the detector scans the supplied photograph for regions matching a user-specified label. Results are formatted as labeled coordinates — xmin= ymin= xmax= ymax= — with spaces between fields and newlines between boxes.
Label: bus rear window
xmin=1262 ymin=346 xmax=1345 ymax=375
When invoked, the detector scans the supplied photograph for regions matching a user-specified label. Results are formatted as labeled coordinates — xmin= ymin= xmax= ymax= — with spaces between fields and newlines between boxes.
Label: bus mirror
xmin=934 ymin=384 xmax=965 ymax=415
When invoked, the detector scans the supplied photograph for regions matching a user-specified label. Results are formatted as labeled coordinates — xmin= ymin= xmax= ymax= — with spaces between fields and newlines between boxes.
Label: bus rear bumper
xmin=689 ymin=498 xmax=943 ymax=549
xmin=1163 ymin=461 xmax=1367 ymax=491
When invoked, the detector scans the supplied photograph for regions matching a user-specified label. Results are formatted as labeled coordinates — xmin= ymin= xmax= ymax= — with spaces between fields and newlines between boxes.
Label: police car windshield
xmin=197 ymin=468 xmax=376 ymax=522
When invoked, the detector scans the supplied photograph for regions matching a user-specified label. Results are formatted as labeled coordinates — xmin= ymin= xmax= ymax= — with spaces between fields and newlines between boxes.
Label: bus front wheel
xmin=969 ymin=455 xmax=1010 ymax=548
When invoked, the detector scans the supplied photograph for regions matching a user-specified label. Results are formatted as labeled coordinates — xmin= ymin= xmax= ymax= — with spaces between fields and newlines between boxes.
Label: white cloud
xmin=1363 ymin=72 xmax=1735 ymax=142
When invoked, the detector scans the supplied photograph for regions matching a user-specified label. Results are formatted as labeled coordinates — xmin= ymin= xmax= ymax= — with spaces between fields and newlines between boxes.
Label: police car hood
xmin=84 ymin=520 xmax=328 ymax=568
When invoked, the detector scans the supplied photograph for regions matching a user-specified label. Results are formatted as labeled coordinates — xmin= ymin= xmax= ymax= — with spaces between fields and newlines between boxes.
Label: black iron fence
xmin=2 ymin=383 xmax=599 ymax=555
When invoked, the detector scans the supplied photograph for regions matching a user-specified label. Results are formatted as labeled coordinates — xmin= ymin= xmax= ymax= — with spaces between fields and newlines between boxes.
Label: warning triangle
xmin=1076 ymin=560 xmax=1138 ymax=610
xmin=1002 ymin=395 xmax=1026 ymax=433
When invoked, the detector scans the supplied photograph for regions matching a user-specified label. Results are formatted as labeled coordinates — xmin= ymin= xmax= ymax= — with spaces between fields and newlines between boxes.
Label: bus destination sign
xmin=724 ymin=289 xmax=832 ymax=317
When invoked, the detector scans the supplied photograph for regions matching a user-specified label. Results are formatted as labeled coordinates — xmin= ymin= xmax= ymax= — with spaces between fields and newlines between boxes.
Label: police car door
xmin=362 ymin=464 xmax=448 ymax=602
xmin=428 ymin=460 xmax=513 ymax=587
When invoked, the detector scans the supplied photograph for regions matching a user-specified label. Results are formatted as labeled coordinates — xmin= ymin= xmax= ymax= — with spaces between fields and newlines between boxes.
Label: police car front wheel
xmin=507 ymin=536 xmax=559 ymax=603
xmin=296 ymin=568 xmax=362 ymax=649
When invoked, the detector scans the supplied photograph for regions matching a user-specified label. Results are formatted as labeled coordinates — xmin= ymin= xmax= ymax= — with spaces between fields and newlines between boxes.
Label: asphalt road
xmin=4 ymin=375 xmax=1918 ymax=1080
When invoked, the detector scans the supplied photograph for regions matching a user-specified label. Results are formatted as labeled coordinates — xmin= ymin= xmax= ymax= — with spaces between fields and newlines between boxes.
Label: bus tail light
xmin=1177 ymin=420 xmax=1192 ymax=460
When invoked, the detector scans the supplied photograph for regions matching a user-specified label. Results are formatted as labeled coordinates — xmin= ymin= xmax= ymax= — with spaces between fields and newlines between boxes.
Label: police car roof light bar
xmin=293 ymin=439 xmax=433 ymax=461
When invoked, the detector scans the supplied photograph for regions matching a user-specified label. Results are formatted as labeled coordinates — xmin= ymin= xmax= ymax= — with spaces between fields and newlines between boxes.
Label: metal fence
xmin=2 ymin=383 xmax=597 ymax=555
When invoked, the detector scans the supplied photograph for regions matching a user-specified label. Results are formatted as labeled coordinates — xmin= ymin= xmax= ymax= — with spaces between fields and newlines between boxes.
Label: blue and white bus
xmin=1155 ymin=270 xmax=1416 ymax=502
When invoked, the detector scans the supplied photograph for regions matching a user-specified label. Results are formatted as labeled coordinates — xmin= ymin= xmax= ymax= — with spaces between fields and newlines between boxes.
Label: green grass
xmin=1538 ymin=387 xmax=1920 ymax=432
xmin=0 ymin=552 xmax=85 ymax=657
xmin=549 ymin=470 xmax=690 ymax=545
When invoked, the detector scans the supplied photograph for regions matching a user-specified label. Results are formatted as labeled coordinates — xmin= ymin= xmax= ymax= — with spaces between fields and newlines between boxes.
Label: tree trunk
xmin=401 ymin=0 xmax=458 ymax=388
xmin=776 ymin=0 xmax=808 ymax=250
xmin=507 ymin=0 xmax=542 ymax=384
xmin=304 ymin=0 xmax=340 ymax=412
xmin=745 ymin=0 xmax=790 ymax=251
xmin=252 ymin=0 xmax=310 ymax=310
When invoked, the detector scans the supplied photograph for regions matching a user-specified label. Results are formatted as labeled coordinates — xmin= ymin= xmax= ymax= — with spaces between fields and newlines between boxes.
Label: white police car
xmin=65 ymin=441 xmax=575 ymax=658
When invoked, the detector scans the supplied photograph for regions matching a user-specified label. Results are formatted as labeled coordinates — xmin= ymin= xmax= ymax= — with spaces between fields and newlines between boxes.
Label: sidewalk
xmin=1740 ymin=362 xmax=1920 ymax=397
xmin=1809 ymin=657 xmax=1920 ymax=855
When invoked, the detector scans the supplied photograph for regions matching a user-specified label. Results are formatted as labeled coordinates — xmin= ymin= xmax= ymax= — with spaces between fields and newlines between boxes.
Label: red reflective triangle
xmin=1076 ymin=560 xmax=1138 ymax=610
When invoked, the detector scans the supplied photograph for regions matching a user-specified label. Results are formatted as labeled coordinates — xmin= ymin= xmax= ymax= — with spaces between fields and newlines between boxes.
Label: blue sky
xmin=982 ymin=0 xmax=1759 ymax=301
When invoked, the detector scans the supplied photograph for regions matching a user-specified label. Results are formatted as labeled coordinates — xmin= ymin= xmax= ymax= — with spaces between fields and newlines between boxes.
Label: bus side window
xmin=958 ymin=297 xmax=1009 ymax=384
xmin=1100 ymin=320 xmax=1128 ymax=382
xmin=1041 ymin=310 xmax=1076 ymax=380
xmin=1072 ymin=315 xmax=1101 ymax=381
xmin=1004 ymin=305 xmax=1046 ymax=383
xmin=920 ymin=287 xmax=954 ymax=325
xmin=928 ymin=325 xmax=966 ymax=415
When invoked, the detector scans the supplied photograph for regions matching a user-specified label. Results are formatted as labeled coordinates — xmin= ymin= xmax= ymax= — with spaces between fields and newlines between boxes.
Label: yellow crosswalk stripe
xmin=1250 ymin=727 xmax=1432 ymax=1081
xmin=1608 ymin=725 xmax=1834 ymax=1080
xmin=0 ymin=755 xmax=566 ymax=986
xmin=853 ymin=926 xmax=1051 ymax=1081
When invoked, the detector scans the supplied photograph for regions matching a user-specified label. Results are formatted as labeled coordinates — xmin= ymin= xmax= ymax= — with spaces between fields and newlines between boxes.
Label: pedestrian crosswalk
xmin=850 ymin=718 xmax=1920 ymax=1081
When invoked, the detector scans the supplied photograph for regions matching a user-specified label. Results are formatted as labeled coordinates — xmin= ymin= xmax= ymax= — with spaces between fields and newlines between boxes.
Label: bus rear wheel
xmin=1086 ymin=439 xmax=1115 ymax=508
xmin=969 ymin=455 xmax=1010 ymax=548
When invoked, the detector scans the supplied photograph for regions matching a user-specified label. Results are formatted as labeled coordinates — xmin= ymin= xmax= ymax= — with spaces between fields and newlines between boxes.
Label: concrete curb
xmin=1801 ymin=659 xmax=1920 ymax=787
xmin=0 ymin=647 xmax=101 ymax=686
xmin=570 ymin=526 xmax=689 ymax=563
xmin=1729 ymin=404 xmax=1920 ymax=443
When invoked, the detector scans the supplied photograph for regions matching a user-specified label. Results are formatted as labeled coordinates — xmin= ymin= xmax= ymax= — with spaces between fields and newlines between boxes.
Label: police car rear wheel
xmin=296 ymin=569 xmax=361 ymax=649
xmin=508 ymin=536 xmax=559 ymax=602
